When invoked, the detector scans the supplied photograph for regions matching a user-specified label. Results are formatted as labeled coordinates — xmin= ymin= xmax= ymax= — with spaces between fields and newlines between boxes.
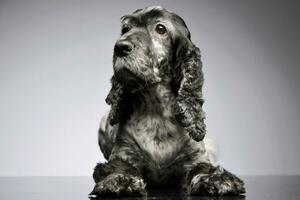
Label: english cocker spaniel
xmin=90 ymin=6 xmax=245 ymax=198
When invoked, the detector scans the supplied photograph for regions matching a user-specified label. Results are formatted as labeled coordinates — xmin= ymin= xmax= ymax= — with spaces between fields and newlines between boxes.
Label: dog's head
xmin=112 ymin=6 xmax=192 ymax=89
xmin=106 ymin=6 xmax=206 ymax=141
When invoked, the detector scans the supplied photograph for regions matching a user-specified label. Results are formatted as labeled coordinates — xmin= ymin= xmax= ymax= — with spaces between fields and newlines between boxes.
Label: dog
xmin=90 ymin=6 xmax=245 ymax=198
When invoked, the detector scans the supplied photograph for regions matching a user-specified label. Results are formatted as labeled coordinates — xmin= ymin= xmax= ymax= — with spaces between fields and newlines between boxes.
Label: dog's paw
xmin=189 ymin=166 xmax=245 ymax=196
xmin=89 ymin=173 xmax=146 ymax=198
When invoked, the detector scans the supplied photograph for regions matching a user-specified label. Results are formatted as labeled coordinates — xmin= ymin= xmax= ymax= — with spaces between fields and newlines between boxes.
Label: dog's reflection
xmin=89 ymin=190 xmax=246 ymax=200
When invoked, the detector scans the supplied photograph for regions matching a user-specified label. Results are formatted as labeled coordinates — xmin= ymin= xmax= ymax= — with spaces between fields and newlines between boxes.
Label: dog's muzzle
xmin=114 ymin=40 xmax=134 ymax=57
xmin=113 ymin=40 xmax=141 ymax=86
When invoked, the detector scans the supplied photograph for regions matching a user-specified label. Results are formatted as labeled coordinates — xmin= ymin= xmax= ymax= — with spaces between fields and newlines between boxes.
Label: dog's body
xmin=90 ymin=6 xmax=245 ymax=198
xmin=99 ymin=84 xmax=211 ymax=187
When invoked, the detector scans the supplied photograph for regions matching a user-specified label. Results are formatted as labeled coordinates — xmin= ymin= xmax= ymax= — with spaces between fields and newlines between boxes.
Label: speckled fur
xmin=90 ymin=6 xmax=245 ymax=198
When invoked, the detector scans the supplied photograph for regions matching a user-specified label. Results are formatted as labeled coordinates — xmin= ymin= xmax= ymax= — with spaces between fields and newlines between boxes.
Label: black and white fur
xmin=90 ymin=6 xmax=245 ymax=198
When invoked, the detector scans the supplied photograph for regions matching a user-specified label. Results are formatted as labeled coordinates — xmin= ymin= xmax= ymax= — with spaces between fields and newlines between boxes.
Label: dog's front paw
xmin=89 ymin=173 xmax=146 ymax=198
xmin=189 ymin=166 xmax=245 ymax=196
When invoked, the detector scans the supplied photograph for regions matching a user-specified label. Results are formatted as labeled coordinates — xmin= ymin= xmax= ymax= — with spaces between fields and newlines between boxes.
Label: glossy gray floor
xmin=0 ymin=176 xmax=299 ymax=200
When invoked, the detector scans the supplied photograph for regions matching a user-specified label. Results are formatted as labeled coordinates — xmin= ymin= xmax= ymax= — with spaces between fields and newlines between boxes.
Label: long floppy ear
xmin=173 ymin=37 xmax=206 ymax=142
xmin=105 ymin=75 xmax=125 ymax=125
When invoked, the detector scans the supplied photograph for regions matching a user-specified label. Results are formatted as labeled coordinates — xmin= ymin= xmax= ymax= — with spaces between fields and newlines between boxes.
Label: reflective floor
xmin=0 ymin=176 xmax=300 ymax=200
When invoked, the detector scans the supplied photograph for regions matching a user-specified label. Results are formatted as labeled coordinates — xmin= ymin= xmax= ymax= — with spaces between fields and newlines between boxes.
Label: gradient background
xmin=0 ymin=0 xmax=299 ymax=176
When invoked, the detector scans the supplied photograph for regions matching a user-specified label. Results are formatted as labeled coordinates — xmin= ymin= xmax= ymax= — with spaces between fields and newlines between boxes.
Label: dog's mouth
xmin=114 ymin=68 xmax=145 ymax=91
xmin=113 ymin=55 xmax=160 ymax=91
xmin=115 ymin=68 xmax=136 ymax=82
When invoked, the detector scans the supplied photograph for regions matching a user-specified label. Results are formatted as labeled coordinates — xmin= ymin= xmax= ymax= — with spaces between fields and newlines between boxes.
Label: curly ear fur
xmin=105 ymin=75 xmax=125 ymax=125
xmin=173 ymin=38 xmax=206 ymax=142
xmin=105 ymin=75 xmax=136 ymax=126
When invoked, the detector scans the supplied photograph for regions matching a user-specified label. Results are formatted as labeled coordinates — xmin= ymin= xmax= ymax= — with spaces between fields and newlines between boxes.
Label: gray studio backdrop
xmin=0 ymin=0 xmax=299 ymax=176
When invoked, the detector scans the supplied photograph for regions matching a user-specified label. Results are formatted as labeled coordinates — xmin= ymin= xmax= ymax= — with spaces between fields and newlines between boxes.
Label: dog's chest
xmin=125 ymin=114 xmax=185 ymax=165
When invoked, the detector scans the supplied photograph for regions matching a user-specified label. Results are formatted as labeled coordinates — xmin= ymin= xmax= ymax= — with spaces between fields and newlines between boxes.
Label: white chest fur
xmin=125 ymin=113 xmax=186 ymax=166
xmin=123 ymin=84 xmax=190 ymax=166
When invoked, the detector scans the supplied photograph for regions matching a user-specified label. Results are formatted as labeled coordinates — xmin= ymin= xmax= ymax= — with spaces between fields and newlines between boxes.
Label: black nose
xmin=114 ymin=40 xmax=133 ymax=57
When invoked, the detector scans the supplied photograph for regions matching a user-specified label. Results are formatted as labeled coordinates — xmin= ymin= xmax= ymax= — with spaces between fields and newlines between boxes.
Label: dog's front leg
xmin=185 ymin=162 xmax=245 ymax=196
xmin=90 ymin=158 xmax=146 ymax=198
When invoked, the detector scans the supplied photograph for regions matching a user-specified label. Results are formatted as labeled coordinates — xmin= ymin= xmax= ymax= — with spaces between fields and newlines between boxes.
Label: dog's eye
xmin=121 ymin=27 xmax=130 ymax=35
xmin=155 ymin=24 xmax=167 ymax=34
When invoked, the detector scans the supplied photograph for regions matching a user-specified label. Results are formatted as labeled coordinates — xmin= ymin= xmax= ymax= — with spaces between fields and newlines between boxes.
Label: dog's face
xmin=113 ymin=6 xmax=191 ymax=89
